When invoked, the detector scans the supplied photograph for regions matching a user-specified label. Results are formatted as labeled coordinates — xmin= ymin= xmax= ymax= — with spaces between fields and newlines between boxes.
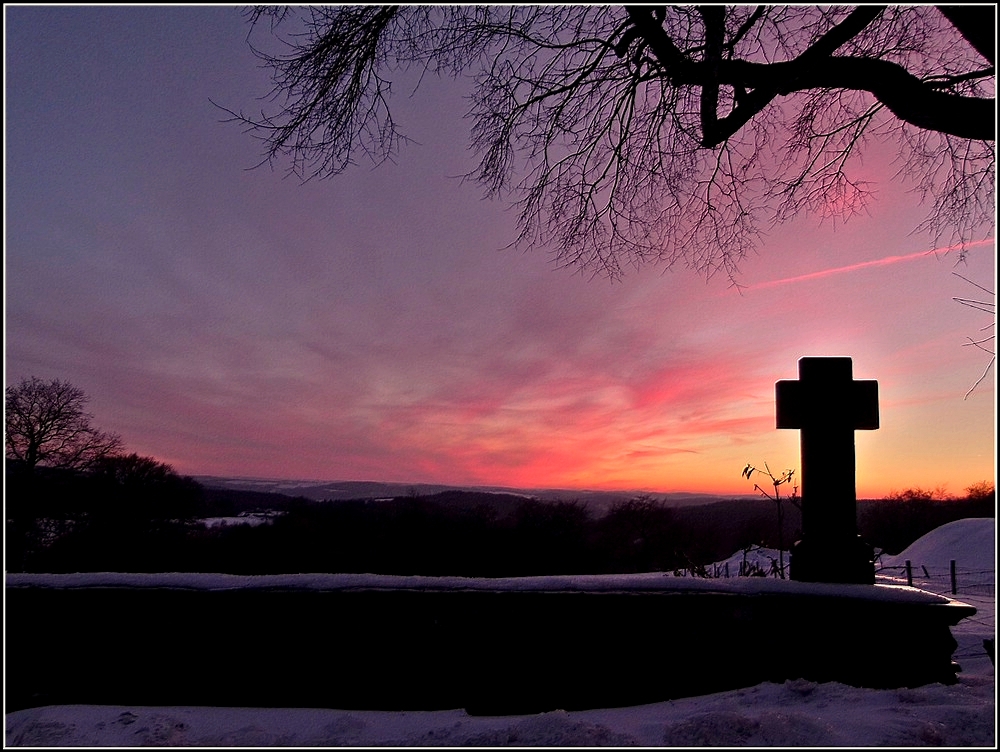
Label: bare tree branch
xmin=952 ymin=272 xmax=996 ymax=398
xmin=227 ymin=5 xmax=995 ymax=280
xmin=937 ymin=5 xmax=995 ymax=65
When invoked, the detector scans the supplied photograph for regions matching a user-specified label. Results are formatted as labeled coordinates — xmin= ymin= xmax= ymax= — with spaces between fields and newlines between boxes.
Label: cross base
xmin=790 ymin=536 xmax=875 ymax=585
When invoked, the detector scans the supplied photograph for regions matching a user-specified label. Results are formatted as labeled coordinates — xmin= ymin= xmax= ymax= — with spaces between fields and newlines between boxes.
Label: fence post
xmin=950 ymin=560 xmax=957 ymax=595
xmin=905 ymin=560 xmax=912 ymax=587
xmin=725 ymin=561 xmax=729 ymax=578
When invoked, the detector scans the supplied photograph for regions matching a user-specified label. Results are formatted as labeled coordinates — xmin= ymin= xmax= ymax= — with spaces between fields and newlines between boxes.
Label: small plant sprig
xmin=742 ymin=461 xmax=799 ymax=579
xmin=742 ymin=462 xmax=799 ymax=507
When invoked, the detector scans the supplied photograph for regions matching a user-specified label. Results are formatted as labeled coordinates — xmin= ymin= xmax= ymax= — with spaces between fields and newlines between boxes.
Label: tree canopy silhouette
xmin=5 ymin=376 xmax=123 ymax=473
xmin=231 ymin=5 xmax=995 ymax=280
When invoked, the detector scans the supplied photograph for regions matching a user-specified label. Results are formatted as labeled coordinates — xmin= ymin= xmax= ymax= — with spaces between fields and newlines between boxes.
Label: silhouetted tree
xmin=90 ymin=452 xmax=175 ymax=488
xmin=964 ymin=480 xmax=995 ymax=502
xmin=512 ymin=499 xmax=592 ymax=574
xmin=229 ymin=5 xmax=994 ymax=280
xmin=5 ymin=376 xmax=123 ymax=473
xmin=599 ymin=496 xmax=680 ymax=572
xmin=4 ymin=376 xmax=122 ymax=482
xmin=89 ymin=453 xmax=203 ymax=521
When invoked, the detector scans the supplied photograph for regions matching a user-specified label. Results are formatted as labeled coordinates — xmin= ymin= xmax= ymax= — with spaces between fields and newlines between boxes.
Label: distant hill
xmin=191 ymin=475 xmax=747 ymax=515
xmin=193 ymin=477 xmax=459 ymax=502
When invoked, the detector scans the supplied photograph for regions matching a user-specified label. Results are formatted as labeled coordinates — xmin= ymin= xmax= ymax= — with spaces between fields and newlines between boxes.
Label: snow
xmin=2 ymin=570 xmax=958 ymax=605
xmin=6 ymin=518 xmax=995 ymax=747
xmin=199 ymin=512 xmax=283 ymax=528
xmin=880 ymin=517 xmax=996 ymax=572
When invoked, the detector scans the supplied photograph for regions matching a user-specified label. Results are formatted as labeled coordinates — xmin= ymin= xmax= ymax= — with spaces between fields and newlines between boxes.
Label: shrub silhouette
xmin=596 ymin=496 xmax=681 ymax=573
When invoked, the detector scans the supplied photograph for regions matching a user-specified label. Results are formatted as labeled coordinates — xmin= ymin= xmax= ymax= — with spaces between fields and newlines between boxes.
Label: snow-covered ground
xmin=6 ymin=518 xmax=995 ymax=746
xmin=199 ymin=511 xmax=284 ymax=528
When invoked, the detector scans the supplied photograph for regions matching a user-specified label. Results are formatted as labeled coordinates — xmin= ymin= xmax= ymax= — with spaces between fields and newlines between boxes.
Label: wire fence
xmin=875 ymin=561 xmax=995 ymax=597
xmin=679 ymin=550 xmax=996 ymax=600
xmin=875 ymin=561 xmax=995 ymax=664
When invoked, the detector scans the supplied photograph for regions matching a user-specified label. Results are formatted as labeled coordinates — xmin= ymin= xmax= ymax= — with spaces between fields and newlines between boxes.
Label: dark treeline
xmin=5 ymin=463 xmax=994 ymax=575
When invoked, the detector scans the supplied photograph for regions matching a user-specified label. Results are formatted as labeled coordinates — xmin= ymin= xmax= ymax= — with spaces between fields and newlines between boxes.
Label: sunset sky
xmin=5 ymin=6 xmax=995 ymax=498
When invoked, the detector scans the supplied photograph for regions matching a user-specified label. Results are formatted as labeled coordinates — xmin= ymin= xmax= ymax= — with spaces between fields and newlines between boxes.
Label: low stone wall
xmin=5 ymin=574 xmax=975 ymax=715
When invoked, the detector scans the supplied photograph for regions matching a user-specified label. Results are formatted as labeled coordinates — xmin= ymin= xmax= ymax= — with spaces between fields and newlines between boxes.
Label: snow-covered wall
xmin=4 ymin=570 xmax=960 ymax=605
xmin=7 ymin=569 xmax=975 ymax=715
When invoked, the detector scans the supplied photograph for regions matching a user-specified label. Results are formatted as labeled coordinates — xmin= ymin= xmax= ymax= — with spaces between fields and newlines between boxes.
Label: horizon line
xmin=188 ymin=474 xmax=967 ymax=501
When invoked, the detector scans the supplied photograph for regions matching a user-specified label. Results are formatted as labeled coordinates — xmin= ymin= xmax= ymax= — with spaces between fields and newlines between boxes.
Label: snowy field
xmin=6 ymin=518 xmax=995 ymax=746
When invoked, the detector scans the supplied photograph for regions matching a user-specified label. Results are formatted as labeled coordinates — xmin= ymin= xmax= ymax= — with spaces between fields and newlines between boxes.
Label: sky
xmin=4 ymin=6 xmax=996 ymax=497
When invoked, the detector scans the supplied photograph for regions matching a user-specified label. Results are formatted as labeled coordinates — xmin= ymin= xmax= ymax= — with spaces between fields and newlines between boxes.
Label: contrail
xmin=746 ymin=238 xmax=994 ymax=291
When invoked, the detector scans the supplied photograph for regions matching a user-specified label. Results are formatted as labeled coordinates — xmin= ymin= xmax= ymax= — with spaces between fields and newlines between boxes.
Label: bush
xmin=965 ymin=481 xmax=995 ymax=501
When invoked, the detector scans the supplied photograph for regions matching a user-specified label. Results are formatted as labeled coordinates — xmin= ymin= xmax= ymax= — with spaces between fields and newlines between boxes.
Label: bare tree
xmin=227 ymin=5 xmax=994 ymax=280
xmin=5 ymin=377 xmax=123 ymax=473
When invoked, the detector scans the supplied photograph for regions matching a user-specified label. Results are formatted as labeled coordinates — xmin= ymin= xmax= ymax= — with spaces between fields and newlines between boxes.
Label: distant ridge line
xmin=191 ymin=475 xmax=752 ymax=508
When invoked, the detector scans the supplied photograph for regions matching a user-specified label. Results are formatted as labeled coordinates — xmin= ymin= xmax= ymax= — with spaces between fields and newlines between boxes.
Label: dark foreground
xmin=6 ymin=574 xmax=973 ymax=716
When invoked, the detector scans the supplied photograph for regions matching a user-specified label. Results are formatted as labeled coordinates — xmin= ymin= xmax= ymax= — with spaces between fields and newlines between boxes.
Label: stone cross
xmin=776 ymin=357 xmax=878 ymax=584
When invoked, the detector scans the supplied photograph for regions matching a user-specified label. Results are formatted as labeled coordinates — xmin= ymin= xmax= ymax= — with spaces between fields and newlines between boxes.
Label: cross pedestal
xmin=776 ymin=357 xmax=878 ymax=584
